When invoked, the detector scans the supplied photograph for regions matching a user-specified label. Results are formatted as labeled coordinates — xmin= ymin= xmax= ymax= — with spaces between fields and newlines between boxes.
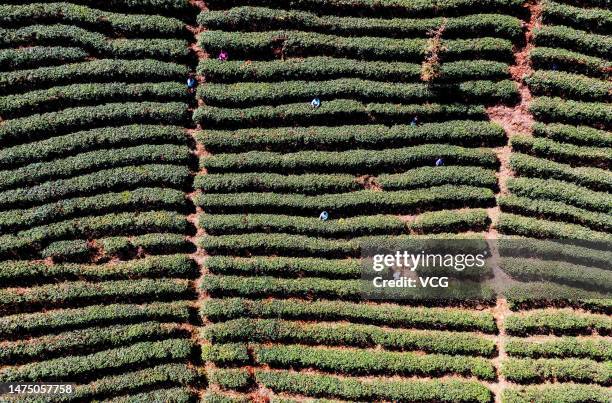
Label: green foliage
xmin=0 ymin=255 xmax=196 ymax=285
xmin=505 ymin=309 xmax=611 ymax=336
xmin=0 ymin=322 xmax=185 ymax=364
xmin=197 ymin=121 xmax=505 ymax=153
xmin=496 ymin=213 xmax=612 ymax=243
xmin=0 ymin=144 xmax=190 ymax=191
xmin=0 ymin=188 xmax=187 ymax=233
xmin=255 ymin=368 xmax=492 ymax=403
xmin=525 ymin=70 xmax=611 ymax=101
xmin=0 ymin=164 xmax=190 ymax=210
xmin=502 ymin=383 xmax=612 ymax=403
xmin=0 ymin=102 xmax=189 ymax=146
xmin=529 ymin=47 xmax=610 ymax=78
xmin=195 ymin=173 xmax=360 ymax=194
xmin=499 ymin=195 xmax=611 ymax=232
xmin=204 ymin=318 xmax=496 ymax=356
xmin=106 ymin=387 xmax=194 ymax=403
xmin=207 ymin=368 xmax=252 ymax=390
xmin=533 ymin=122 xmax=612 ymax=148
xmin=0 ymin=25 xmax=188 ymax=61
xmin=198 ymin=57 xmax=510 ymax=83
xmin=202 ymin=343 xmax=250 ymax=365
xmin=201 ymin=298 xmax=497 ymax=333
xmin=199 ymin=7 xmax=522 ymax=39
xmin=501 ymin=357 xmax=610 ymax=385
xmin=206 ymin=256 xmax=361 ymax=279
xmin=199 ymin=30 xmax=513 ymax=61
xmin=97 ymin=233 xmax=190 ymax=257
xmin=409 ymin=209 xmax=490 ymax=234
xmin=0 ymin=301 xmax=190 ymax=338
xmin=196 ymin=186 xmax=495 ymax=215
xmin=0 ymin=3 xmax=185 ymax=36
xmin=509 ymin=153 xmax=611 ymax=191
xmin=0 ymin=82 xmax=187 ymax=118
xmin=0 ymin=125 xmax=187 ymax=169
xmin=0 ymin=59 xmax=188 ymax=93
xmin=0 ymin=278 xmax=192 ymax=315
xmin=379 ymin=166 xmax=498 ymax=190
xmin=202 ymin=144 xmax=498 ymax=174
xmin=500 ymin=257 xmax=612 ymax=292
xmin=507 ymin=177 xmax=611 ymax=213
xmin=200 ymin=213 xmax=405 ymax=237
xmin=530 ymin=97 xmax=611 ymax=129
xmin=533 ymin=25 xmax=612 ymax=59
xmin=255 ymin=343 xmax=496 ymax=379
xmin=506 ymin=337 xmax=612 ymax=361
xmin=200 ymin=234 xmax=357 ymax=258
xmin=194 ymin=99 xmax=487 ymax=128
xmin=0 ymin=46 xmax=87 ymax=71
xmin=0 ymin=339 xmax=194 ymax=382
xmin=541 ymin=0 xmax=612 ymax=34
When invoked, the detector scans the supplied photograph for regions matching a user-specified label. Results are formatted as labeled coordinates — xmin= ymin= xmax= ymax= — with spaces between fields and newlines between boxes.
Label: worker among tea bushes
xmin=311 ymin=98 xmax=321 ymax=108
xmin=410 ymin=116 xmax=418 ymax=126
xmin=187 ymin=75 xmax=197 ymax=91
xmin=319 ymin=211 xmax=329 ymax=221
xmin=436 ymin=158 xmax=444 ymax=167
xmin=218 ymin=50 xmax=228 ymax=61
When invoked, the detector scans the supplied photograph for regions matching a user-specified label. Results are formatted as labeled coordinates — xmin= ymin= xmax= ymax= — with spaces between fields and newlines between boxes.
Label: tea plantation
xmin=0 ymin=0 xmax=609 ymax=402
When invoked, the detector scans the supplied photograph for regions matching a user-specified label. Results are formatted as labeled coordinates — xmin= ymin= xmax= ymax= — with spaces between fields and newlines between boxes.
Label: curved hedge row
xmin=206 ymin=256 xmax=362 ymax=279
xmin=1 ymin=277 xmax=192 ymax=313
xmin=196 ymin=186 xmax=495 ymax=215
xmin=501 ymin=357 xmax=610 ymax=385
xmin=499 ymin=195 xmax=612 ymax=232
xmin=197 ymin=121 xmax=505 ymax=153
xmin=199 ymin=7 xmax=522 ymax=39
xmin=500 ymin=257 xmax=612 ymax=292
xmin=0 ymin=339 xmax=194 ymax=383
xmin=202 ymin=145 xmax=498 ymax=174
xmin=0 ymin=144 xmax=190 ymax=191
xmin=0 ymin=124 xmax=188 ymax=169
xmin=0 ymin=59 xmax=188 ymax=94
xmin=0 ymin=164 xmax=190 ymax=210
xmin=379 ymin=166 xmax=497 ymax=190
xmin=529 ymin=47 xmax=610 ymax=78
xmin=195 ymin=173 xmax=359 ymax=194
xmin=533 ymin=123 xmax=611 ymax=148
xmin=505 ymin=309 xmax=611 ymax=336
xmin=204 ymin=318 xmax=496 ymax=356
xmin=496 ymin=213 xmax=612 ymax=243
xmin=198 ymin=57 xmax=510 ymax=84
xmin=525 ymin=70 xmax=611 ymax=101
xmin=502 ymin=383 xmax=612 ymax=403
xmin=0 ymin=82 xmax=187 ymax=118
xmin=0 ymin=46 xmax=88 ymax=71
xmin=205 ymin=0 xmax=523 ymax=17
xmin=541 ymin=0 xmax=612 ymax=35
xmin=0 ymin=188 xmax=186 ymax=233
xmin=507 ymin=177 xmax=611 ymax=213
xmin=0 ymin=301 xmax=190 ymax=339
xmin=194 ymin=99 xmax=488 ymax=128
xmin=530 ymin=97 xmax=612 ymax=129
xmin=0 ymin=321 xmax=184 ymax=364
xmin=255 ymin=369 xmax=492 ymax=403
xmin=533 ymin=25 xmax=612 ymax=59
xmin=506 ymin=337 xmax=611 ymax=361
xmin=0 ymin=25 xmax=188 ymax=61
xmin=0 ymin=3 xmax=185 ymax=36
xmin=199 ymin=214 xmax=405 ymax=237
xmin=511 ymin=135 xmax=610 ymax=168
xmin=199 ymin=78 xmax=518 ymax=107
xmin=0 ymin=254 xmax=195 ymax=285
xmin=199 ymin=30 xmax=514 ymax=62
xmin=509 ymin=153 xmax=611 ymax=192
xmin=0 ymin=102 xmax=189 ymax=146
xmin=253 ymin=343 xmax=496 ymax=379
xmin=201 ymin=298 xmax=497 ymax=332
